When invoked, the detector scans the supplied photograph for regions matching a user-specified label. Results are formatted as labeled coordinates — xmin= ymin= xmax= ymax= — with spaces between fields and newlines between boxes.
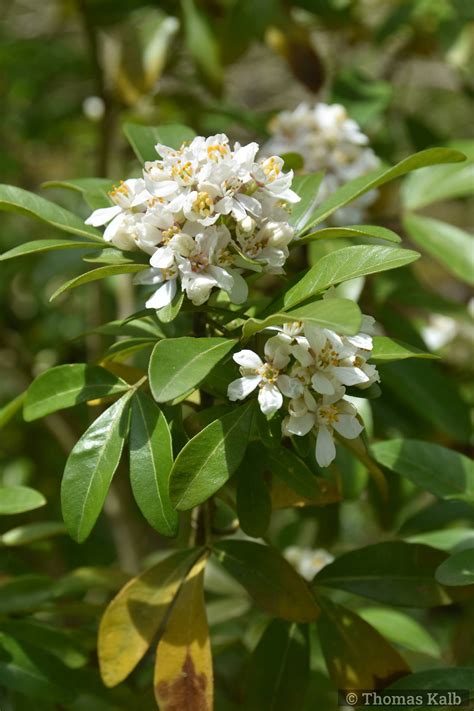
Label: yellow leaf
xmin=154 ymin=556 xmax=213 ymax=711
xmin=98 ymin=549 xmax=202 ymax=687
xmin=100 ymin=361 xmax=146 ymax=384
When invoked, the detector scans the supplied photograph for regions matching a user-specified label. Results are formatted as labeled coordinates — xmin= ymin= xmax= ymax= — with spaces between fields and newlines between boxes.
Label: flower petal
xmin=286 ymin=413 xmax=315 ymax=437
xmin=258 ymin=383 xmax=283 ymax=416
xmin=145 ymin=279 xmax=177 ymax=310
xmin=333 ymin=414 xmax=364 ymax=440
xmin=277 ymin=374 xmax=303 ymax=398
xmin=315 ymin=425 xmax=336 ymax=468
xmin=233 ymin=350 xmax=262 ymax=369
xmin=227 ymin=375 xmax=261 ymax=401
xmin=85 ymin=205 xmax=121 ymax=226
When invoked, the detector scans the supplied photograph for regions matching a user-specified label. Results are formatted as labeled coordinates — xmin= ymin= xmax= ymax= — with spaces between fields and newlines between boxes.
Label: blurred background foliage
xmin=0 ymin=1 xmax=473 ymax=709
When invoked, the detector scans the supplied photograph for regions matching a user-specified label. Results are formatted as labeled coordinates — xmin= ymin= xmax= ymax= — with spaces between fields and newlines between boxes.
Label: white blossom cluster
xmin=227 ymin=302 xmax=380 ymax=468
xmin=263 ymin=102 xmax=380 ymax=225
xmin=86 ymin=134 xmax=300 ymax=308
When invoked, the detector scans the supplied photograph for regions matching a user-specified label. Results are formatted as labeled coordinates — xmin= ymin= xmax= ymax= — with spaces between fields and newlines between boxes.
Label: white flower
xmin=85 ymin=179 xmax=149 ymax=250
xmin=85 ymin=133 xmax=300 ymax=309
xmin=262 ymin=102 xmax=380 ymax=224
xmin=284 ymin=546 xmax=334 ymax=581
xmin=227 ymin=346 xmax=303 ymax=416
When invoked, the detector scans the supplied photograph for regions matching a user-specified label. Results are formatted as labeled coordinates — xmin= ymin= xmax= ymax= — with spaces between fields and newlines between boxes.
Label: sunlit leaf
xmin=0 ymin=184 xmax=103 ymax=241
xmin=24 ymin=364 xmax=129 ymax=421
xmin=289 ymin=172 xmax=324 ymax=233
xmin=435 ymin=549 xmax=474 ymax=587
xmin=0 ymin=486 xmax=46 ymax=515
xmin=49 ymin=263 xmax=147 ymax=301
xmin=0 ymin=238 xmax=103 ymax=261
xmin=272 ymin=245 xmax=419 ymax=312
xmin=170 ymin=402 xmax=255 ymax=510
xmin=129 ymin=392 xmax=178 ymax=537
xmin=371 ymin=336 xmax=437 ymax=361
xmin=372 ymin=439 xmax=474 ymax=505
xmin=149 ymin=337 xmax=237 ymax=403
xmin=403 ymin=213 xmax=474 ymax=285
xmin=243 ymin=297 xmax=362 ymax=340
xmin=154 ymin=557 xmax=213 ymax=710
xmin=303 ymin=148 xmax=466 ymax=230
xmin=98 ymin=549 xmax=202 ymax=687
xmin=61 ymin=392 xmax=133 ymax=542
xmin=1 ymin=521 xmax=65 ymax=546
xmin=123 ymin=122 xmax=197 ymax=163
xmin=0 ymin=391 xmax=26 ymax=429
xmin=357 ymin=607 xmax=441 ymax=658
xmin=298 ymin=224 xmax=401 ymax=244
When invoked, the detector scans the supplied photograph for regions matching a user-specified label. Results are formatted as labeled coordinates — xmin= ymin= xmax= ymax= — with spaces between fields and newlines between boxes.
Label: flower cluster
xmin=263 ymin=102 xmax=380 ymax=225
xmin=227 ymin=305 xmax=380 ymax=468
xmin=86 ymin=134 xmax=300 ymax=308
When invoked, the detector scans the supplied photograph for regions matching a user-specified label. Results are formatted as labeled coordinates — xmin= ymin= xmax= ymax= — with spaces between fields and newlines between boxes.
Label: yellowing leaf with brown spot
xmin=154 ymin=557 xmax=213 ymax=711
xmin=98 ymin=549 xmax=202 ymax=687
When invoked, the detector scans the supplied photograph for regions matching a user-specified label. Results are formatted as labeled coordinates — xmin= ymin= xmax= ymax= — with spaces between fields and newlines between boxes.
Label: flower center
xmin=109 ymin=180 xmax=129 ymax=201
xmin=317 ymin=343 xmax=339 ymax=369
xmin=207 ymin=144 xmax=229 ymax=161
xmin=193 ymin=191 xmax=214 ymax=216
xmin=258 ymin=363 xmax=279 ymax=383
xmin=262 ymin=157 xmax=281 ymax=182
xmin=318 ymin=405 xmax=339 ymax=425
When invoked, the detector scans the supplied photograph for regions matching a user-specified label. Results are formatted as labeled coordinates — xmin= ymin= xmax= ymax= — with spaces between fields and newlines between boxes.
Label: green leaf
xmin=435 ymin=549 xmax=474 ymax=586
xmin=24 ymin=364 xmax=129 ymax=421
xmin=0 ymin=633 xmax=72 ymax=703
xmin=266 ymin=447 xmax=336 ymax=503
xmin=82 ymin=247 xmax=147 ymax=265
xmin=181 ymin=0 xmax=222 ymax=90
xmin=0 ymin=522 xmax=66 ymax=546
xmin=401 ymin=150 xmax=474 ymax=210
xmin=0 ymin=184 xmax=103 ymax=241
xmin=1 ymin=619 xmax=87 ymax=669
xmin=0 ymin=391 xmax=26 ymax=429
xmin=298 ymin=224 xmax=401 ymax=245
xmin=378 ymin=360 xmax=471 ymax=443
xmin=371 ymin=336 xmax=437 ymax=361
xmin=403 ymin=213 xmax=474 ymax=285
xmin=156 ymin=290 xmax=185 ymax=323
xmin=304 ymin=147 xmax=466 ymax=230
xmin=244 ymin=620 xmax=309 ymax=711
xmin=243 ymin=297 xmax=361 ymax=340
xmin=0 ymin=575 xmax=55 ymax=613
xmin=129 ymin=392 xmax=177 ymax=537
xmin=289 ymin=172 xmax=324 ymax=233
xmin=49 ymin=264 xmax=147 ymax=301
xmin=212 ymin=540 xmax=319 ymax=623
xmin=236 ymin=455 xmax=271 ymax=538
xmin=313 ymin=541 xmax=452 ymax=607
xmin=149 ymin=337 xmax=236 ymax=403
xmin=357 ymin=607 xmax=441 ymax=658
xmin=0 ymin=486 xmax=46 ymax=515
xmin=42 ymin=178 xmax=116 ymax=209
xmin=276 ymin=245 xmax=419 ymax=312
xmin=0 ymin=238 xmax=104 ymax=261
xmin=317 ymin=597 xmax=410 ymax=691
xmin=372 ymin=439 xmax=474 ymax=505
xmin=123 ymin=122 xmax=197 ymax=164
xmin=98 ymin=549 xmax=202 ymax=686
xmin=406 ymin=528 xmax=474 ymax=551
xmin=169 ymin=402 xmax=254 ymax=510
xmin=61 ymin=392 xmax=133 ymax=543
